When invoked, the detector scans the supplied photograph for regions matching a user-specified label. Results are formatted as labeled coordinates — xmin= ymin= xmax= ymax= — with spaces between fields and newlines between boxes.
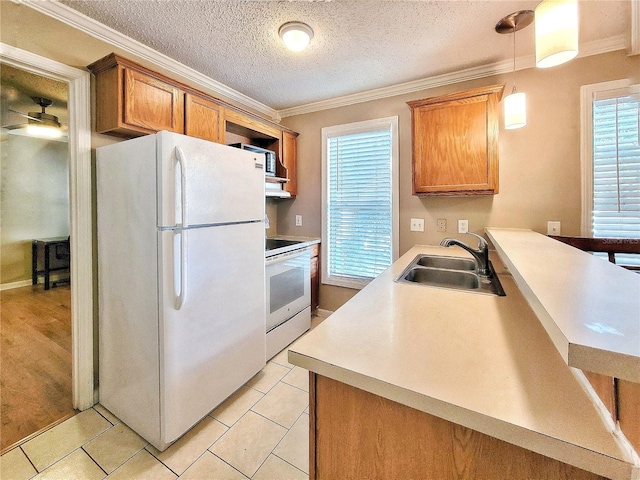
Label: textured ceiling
xmin=0 ymin=64 xmax=69 ymax=128
xmin=60 ymin=0 xmax=630 ymax=111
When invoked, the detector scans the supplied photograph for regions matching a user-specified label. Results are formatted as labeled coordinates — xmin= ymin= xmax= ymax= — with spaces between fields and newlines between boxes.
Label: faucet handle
xmin=465 ymin=232 xmax=488 ymax=251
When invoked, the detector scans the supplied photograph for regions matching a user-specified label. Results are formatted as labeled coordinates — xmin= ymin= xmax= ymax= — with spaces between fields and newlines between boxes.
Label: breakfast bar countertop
xmin=486 ymin=228 xmax=640 ymax=383
xmin=288 ymin=242 xmax=639 ymax=480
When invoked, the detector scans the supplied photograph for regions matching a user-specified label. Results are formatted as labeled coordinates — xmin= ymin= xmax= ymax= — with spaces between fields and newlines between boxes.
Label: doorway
xmin=1 ymin=65 xmax=74 ymax=450
xmin=0 ymin=44 xmax=93 ymax=452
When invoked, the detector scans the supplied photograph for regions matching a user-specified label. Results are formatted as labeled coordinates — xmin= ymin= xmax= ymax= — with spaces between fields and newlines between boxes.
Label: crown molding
xmin=16 ymin=1 xmax=631 ymax=121
xmin=18 ymin=0 xmax=280 ymax=121
xmin=278 ymin=35 xmax=628 ymax=118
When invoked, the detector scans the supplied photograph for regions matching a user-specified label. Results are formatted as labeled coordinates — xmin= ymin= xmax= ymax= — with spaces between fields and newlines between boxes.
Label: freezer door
xmin=158 ymin=222 xmax=266 ymax=445
xmin=156 ymin=131 xmax=265 ymax=228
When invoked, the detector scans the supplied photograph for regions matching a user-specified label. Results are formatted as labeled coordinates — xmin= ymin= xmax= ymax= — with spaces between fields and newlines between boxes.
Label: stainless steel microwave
xmin=229 ymin=143 xmax=277 ymax=176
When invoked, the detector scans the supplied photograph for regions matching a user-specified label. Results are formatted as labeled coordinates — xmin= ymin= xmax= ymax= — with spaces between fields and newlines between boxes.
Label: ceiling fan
xmin=3 ymin=96 xmax=67 ymax=140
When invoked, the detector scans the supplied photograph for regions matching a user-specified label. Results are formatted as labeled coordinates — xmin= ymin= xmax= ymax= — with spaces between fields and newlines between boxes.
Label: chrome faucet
xmin=440 ymin=232 xmax=492 ymax=277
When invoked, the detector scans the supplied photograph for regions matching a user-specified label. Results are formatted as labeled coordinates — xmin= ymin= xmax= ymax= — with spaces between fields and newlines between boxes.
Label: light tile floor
xmin=0 ymin=322 xmax=324 ymax=480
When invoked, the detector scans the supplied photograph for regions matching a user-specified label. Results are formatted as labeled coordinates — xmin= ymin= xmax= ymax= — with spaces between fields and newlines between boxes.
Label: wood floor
xmin=1 ymin=284 xmax=76 ymax=452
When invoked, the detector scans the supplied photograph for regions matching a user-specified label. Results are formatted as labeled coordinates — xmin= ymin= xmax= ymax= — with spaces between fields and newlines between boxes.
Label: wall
xmin=0 ymin=135 xmax=70 ymax=284
xmin=280 ymin=50 xmax=640 ymax=311
xmin=2 ymin=2 xmax=638 ymax=312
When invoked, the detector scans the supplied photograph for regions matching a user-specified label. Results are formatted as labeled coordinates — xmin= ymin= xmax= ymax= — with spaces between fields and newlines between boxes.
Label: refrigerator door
xmin=156 ymin=131 xmax=265 ymax=228
xmin=158 ymin=221 xmax=266 ymax=446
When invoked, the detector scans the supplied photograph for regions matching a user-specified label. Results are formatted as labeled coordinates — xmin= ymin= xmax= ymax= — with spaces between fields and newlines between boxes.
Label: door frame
xmin=1 ymin=43 xmax=94 ymax=410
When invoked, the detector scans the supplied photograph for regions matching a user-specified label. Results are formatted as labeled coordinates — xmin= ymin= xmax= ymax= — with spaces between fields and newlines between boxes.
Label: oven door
xmin=265 ymin=248 xmax=311 ymax=332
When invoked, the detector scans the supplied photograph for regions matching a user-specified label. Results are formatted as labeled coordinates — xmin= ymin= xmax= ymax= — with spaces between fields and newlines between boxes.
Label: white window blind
xmin=581 ymin=81 xmax=640 ymax=266
xmin=592 ymin=89 xmax=640 ymax=239
xmin=322 ymin=117 xmax=398 ymax=289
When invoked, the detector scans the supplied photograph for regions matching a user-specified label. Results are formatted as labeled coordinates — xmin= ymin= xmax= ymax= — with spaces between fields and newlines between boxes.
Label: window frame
xmin=579 ymin=79 xmax=639 ymax=237
xmin=321 ymin=116 xmax=399 ymax=289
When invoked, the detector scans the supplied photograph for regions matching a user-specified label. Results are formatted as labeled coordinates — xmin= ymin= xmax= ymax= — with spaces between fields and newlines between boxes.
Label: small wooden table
xmin=32 ymin=237 xmax=70 ymax=290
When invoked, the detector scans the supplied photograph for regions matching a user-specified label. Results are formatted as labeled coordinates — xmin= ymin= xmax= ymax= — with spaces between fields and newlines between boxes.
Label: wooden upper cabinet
xmin=88 ymin=53 xmax=301 ymax=195
xmin=407 ymin=84 xmax=504 ymax=196
xmin=88 ymin=54 xmax=184 ymax=137
xmin=123 ymin=69 xmax=184 ymax=134
xmin=282 ymin=131 xmax=298 ymax=197
xmin=185 ymin=93 xmax=224 ymax=143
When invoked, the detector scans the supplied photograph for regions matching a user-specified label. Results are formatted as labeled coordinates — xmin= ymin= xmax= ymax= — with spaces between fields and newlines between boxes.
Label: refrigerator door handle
xmin=174 ymin=147 xmax=188 ymax=227
xmin=174 ymin=229 xmax=188 ymax=310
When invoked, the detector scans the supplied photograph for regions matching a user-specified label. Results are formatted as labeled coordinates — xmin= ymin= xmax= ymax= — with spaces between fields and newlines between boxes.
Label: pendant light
xmin=496 ymin=10 xmax=533 ymax=130
xmin=279 ymin=22 xmax=314 ymax=52
xmin=535 ymin=0 xmax=579 ymax=68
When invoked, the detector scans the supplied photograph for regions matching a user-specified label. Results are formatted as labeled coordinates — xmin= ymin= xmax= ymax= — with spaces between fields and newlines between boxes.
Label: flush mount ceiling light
xmin=496 ymin=10 xmax=534 ymax=130
xmin=279 ymin=22 xmax=314 ymax=52
xmin=535 ymin=0 xmax=579 ymax=68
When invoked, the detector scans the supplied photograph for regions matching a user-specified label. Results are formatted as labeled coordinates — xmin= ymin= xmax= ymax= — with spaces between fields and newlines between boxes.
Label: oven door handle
xmin=266 ymin=248 xmax=308 ymax=266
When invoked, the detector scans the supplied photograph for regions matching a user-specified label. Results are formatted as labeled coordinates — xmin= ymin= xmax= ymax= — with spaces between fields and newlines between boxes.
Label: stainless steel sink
xmin=415 ymin=255 xmax=476 ymax=271
xmin=395 ymin=254 xmax=506 ymax=296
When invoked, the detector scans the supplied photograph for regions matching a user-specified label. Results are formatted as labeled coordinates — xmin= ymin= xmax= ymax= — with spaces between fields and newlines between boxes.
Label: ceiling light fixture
xmin=5 ymin=97 xmax=64 ymax=140
xmin=496 ymin=10 xmax=534 ymax=130
xmin=279 ymin=22 xmax=314 ymax=52
xmin=535 ymin=0 xmax=579 ymax=68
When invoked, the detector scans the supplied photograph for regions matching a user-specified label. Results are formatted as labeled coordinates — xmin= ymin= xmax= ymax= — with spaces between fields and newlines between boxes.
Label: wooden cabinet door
xmin=185 ymin=93 xmax=224 ymax=143
xmin=123 ymin=68 xmax=184 ymax=134
xmin=408 ymin=84 xmax=503 ymax=196
xmin=282 ymin=131 xmax=298 ymax=197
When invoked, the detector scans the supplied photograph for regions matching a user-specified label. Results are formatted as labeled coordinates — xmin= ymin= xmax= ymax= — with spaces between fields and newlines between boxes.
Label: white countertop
xmin=288 ymin=244 xmax=639 ymax=480
xmin=486 ymin=228 xmax=640 ymax=383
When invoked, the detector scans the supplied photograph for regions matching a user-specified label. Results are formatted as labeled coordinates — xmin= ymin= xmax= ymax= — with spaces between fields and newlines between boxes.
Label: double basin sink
xmin=395 ymin=254 xmax=506 ymax=296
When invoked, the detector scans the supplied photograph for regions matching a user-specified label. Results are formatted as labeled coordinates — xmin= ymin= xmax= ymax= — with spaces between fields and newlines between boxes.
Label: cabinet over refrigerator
xmin=97 ymin=131 xmax=266 ymax=451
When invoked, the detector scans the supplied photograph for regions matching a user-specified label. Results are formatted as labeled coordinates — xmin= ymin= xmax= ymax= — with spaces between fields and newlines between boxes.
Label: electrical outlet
xmin=547 ymin=221 xmax=561 ymax=235
xmin=295 ymin=214 xmax=303 ymax=227
xmin=436 ymin=219 xmax=446 ymax=232
xmin=410 ymin=218 xmax=425 ymax=232
xmin=458 ymin=219 xmax=469 ymax=234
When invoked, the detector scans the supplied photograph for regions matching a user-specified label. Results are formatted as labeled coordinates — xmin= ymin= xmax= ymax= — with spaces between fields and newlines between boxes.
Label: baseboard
xmin=315 ymin=308 xmax=334 ymax=319
xmin=1 ymin=274 xmax=70 ymax=291
xmin=0 ymin=279 xmax=32 ymax=291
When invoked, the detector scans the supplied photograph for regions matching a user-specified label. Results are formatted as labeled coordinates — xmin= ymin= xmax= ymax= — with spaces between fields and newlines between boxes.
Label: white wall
xmin=1 ymin=134 xmax=70 ymax=284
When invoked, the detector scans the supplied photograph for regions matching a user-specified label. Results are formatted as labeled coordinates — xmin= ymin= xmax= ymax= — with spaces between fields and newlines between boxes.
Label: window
xmin=321 ymin=117 xmax=399 ymax=289
xmin=580 ymin=80 xmax=640 ymax=265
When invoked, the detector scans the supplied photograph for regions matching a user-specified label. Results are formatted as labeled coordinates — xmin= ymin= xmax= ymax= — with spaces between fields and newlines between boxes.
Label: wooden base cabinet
xmin=310 ymin=374 xmax=607 ymax=480
xmin=407 ymin=84 xmax=504 ymax=196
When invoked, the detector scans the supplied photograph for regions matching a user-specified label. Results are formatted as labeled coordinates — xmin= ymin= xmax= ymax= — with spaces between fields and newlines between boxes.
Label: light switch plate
xmin=547 ymin=221 xmax=561 ymax=235
xmin=295 ymin=214 xmax=303 ymax=227
xmin=410 ymin=218 xmax=425 ymax=232
xmin=458 ymin=220 xmax=469 ymax=234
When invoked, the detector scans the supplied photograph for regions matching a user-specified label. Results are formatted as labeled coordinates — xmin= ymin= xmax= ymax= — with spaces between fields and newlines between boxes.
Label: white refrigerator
xmin=97 ymin=131 xmax=266 ymax=451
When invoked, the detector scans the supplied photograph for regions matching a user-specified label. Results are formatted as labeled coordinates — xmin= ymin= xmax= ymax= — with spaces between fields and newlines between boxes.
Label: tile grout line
xmin=208 ymin=451 xmax=250 ymax=479
xmin=79 ymin=445 xmax=109 ymax=478
xmin=18 ymin=445 xmax=38 ymax=476
xmin=270 ymin=452 xmax=308 ymax=478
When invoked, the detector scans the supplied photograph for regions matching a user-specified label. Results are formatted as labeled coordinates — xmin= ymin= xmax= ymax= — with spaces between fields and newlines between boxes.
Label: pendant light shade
xmin=535 ymin=0 xmax=579 ymax=68
xmin=279 ymin=22 xmax=314 ymax=52
xmin=503 ymin=91 xmax=527 ymax=129
xmin=495 ymin=10 xmax=533 ymax=130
